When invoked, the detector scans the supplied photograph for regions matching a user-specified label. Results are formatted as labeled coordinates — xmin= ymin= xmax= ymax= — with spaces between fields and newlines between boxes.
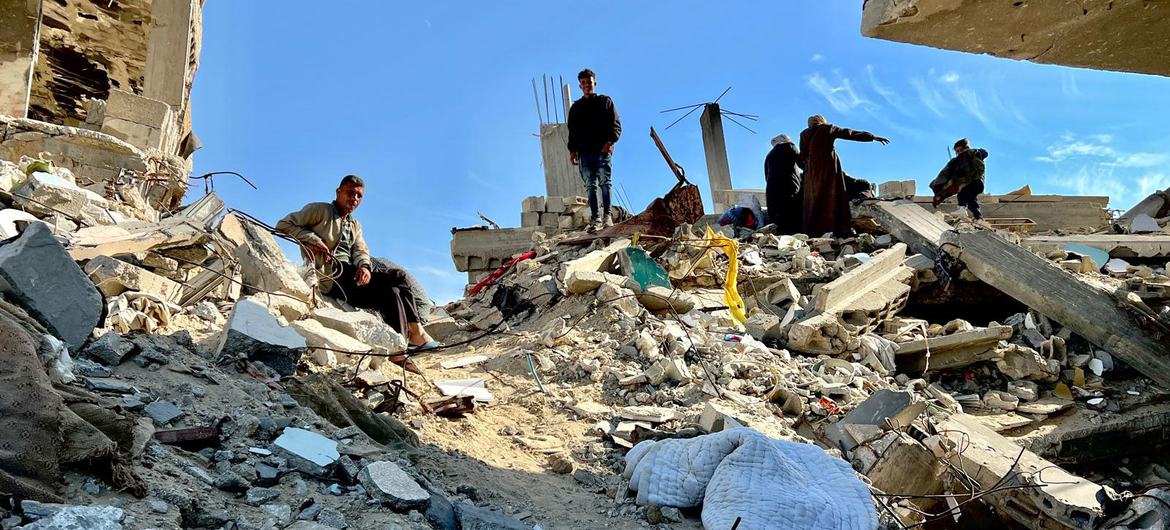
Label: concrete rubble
xmin=0 ymin=2 xmax=1167 ymax=529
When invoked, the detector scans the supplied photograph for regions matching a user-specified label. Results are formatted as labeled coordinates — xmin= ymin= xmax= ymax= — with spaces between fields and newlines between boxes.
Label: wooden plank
xmin=1023 ymin=234 xmax=1170 ymax=258
xmin=856 ymin=199 xmax=951 ymax=260
xmin=941 ymin=230 xmax=1170 ymax=387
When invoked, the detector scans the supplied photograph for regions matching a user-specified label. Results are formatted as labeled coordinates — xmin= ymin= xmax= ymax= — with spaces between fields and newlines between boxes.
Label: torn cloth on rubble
xmin=0 ymin=305 xmax=147 ymax=502
xmin=623 ymin=428 xmax=877 ymax=530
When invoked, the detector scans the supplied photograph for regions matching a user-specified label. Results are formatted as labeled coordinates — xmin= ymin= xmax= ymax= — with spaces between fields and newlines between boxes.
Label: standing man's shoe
xmin=586 ymin=220 xmax=599 ymax=233
xmin=602 ymin=213 xmax=614 ymax=227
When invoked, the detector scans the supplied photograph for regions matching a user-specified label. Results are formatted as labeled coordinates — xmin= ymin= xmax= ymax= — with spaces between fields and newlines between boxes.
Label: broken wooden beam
xmin=938 ymin=413 xmax=1109 ymax=529
xmin=895 ymin=325 xmax=1012 ymax=372
xmin=941 ymin=229 xmax=1170 ymax=388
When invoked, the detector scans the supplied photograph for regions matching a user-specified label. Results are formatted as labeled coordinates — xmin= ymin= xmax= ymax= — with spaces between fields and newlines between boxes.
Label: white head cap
xmin=771 ymin=133 xmax=793 ymax=147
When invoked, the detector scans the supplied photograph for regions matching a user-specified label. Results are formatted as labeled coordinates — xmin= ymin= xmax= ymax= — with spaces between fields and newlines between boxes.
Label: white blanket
xmin=624 ymin=428 xmax=877 ymax=530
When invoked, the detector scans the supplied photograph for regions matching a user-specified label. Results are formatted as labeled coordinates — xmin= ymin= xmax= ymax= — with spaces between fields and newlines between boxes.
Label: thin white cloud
xmin=909 ymin=77 xmax=945 ymax=117
xmin=1112 ymin=153 xmax=1170 ymax=168
xmin=950 ymin=86 xmax=993 ymax=131
xmin=811 ymin=53 xmax=824 ymax=62
xmin=940 ymin=71 xmax=960 ymax=84
xmin=1034 ymin=134 xmax=1166 ymax=168
xmin=1060 ymin=71 xmax=1081 ymax=98
xmin=807 ymin=72 xmax=870 ymax=114
xmin=865 ymin=65 xmax=908 ymax=115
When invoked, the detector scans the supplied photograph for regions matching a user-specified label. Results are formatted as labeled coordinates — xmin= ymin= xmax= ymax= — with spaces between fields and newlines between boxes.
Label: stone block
xmin=359 ymin=461 xmax=430 ymax=511
xmin=217 ymin=298 xmax=307 ymax=376
xmin=311 ymin=306 xmax=407 ymax=354
xmin=540 ymin=212 xmax=559 ymax=227
xmin=546 ymin=196 xmax=566 ymax=213
xmin=18 ymin=502 xmax=124 ymax=530
xmin=291 ymin=318 xmax=374 ymax=368
xmin=245 ymin=292 xmax=310 ymax=322
xmin=84 ymin=255 xmax=182 ymax=302
xmin=0 ymin=160 xmax=24 ymax=192
xmin=455 ymin=502 xmax=530 ymax=530
xmin=103 ymin=89 xmax=172 ymax=129
xmin=520 ymin=211 xmax=540 ymax=228
xmin=144 ymin=400 xmax=183 ymax=426
xmin=81 ymin=332 xmax=134 ymax=366
xmin=0 ymin=223 xmax=102 ymax=351
xmin=637 ymin=285 xmax=695 ymax=313
xmin=745 ymin=313 xmax=783 ymax=341
xmin=237 ymin=219 xmax=313 ymax=302
xmin=565 ymin=270 xmax=606 ymax=294
xmin=272 ymin=428 xmax=339 ymax=477
xmin=521 ymin=196 xmax=546 ymax=213
xmin=425 ymin=492 xmax=458 ymax=530
xmin=12 ymin=171 xmax=111 ymax=221
xmin=469 ymin=307 xmax=504 ymax=330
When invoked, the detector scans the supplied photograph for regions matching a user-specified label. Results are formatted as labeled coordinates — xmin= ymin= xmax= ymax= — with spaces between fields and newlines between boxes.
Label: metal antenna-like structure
xmin=660 ymin=86 xmax=759 ymax=134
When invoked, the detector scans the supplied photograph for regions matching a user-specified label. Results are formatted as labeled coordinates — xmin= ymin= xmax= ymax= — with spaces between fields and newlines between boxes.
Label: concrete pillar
xmin=144 ymin=0 xmax=196 ymax=109
xmin=0 ymin=0 xmax=42 ymax=118
xmin=541 ymin=123 xmax=585 ymax=198
xmin=700 ymin=103 xmax=733 ymax=213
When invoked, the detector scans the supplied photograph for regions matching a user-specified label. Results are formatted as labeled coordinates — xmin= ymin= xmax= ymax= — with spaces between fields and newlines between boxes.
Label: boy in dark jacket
xmin=567 ymin=68 xmax=622 ymax=231
xmin=930 ymin=138 xmax=989 ymax=220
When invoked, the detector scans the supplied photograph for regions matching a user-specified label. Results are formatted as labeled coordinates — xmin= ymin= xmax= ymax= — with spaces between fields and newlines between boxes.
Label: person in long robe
xmin=763 ymin=133 xmax=803 ymax=234
xmin=798 ymin=115 xmax=890 ymax=237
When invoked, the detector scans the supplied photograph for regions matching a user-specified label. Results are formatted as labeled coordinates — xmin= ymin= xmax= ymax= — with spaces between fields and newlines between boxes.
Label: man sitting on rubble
xmin=276 ymin=175 xmax=439 ymax=350
xmin=930 ymin=138 xmax=989 ymax=220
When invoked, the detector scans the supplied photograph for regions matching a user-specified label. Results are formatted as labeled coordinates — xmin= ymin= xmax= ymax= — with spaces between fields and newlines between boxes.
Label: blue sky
xmin=192 ymin=1 xmax=1170 ymax=304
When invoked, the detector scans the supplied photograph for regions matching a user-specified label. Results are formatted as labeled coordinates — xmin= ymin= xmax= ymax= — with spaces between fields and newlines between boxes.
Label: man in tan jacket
xmin=276 ymin=175 xmax=437 ymax=349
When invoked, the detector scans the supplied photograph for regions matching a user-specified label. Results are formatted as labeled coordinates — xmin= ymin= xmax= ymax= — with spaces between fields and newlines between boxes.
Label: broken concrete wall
xmin=23 ymin=0 xmax=202 ymax=159
xmin=0 ymin=0 xmax=42 ymax=118
xmin=861 ymin=0 xmax=1170 ymax=78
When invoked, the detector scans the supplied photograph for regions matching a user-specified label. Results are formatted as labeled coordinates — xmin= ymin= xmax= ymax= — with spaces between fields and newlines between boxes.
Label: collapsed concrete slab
xmin=937 ymin=413 xmax=1110 ymax=528
xmin=861 ymin=0 xmax=1170 ymax=78
xmin=788 ymin=244 xmax=913 ymax=354
xmin=0 ymin=223 xmax=102 ymax=351
xmin=84 ymin=255 xmax=183 ymax=303
xmin=217 ymin=298 xmax=307 ymax=376
xmin=895 ymin=325 xmax=1012 ymax=372
xmin=863 ymin=200 xmax=1170 ymax=388
xmin=12 ymin=171 xmax=112 ymax=224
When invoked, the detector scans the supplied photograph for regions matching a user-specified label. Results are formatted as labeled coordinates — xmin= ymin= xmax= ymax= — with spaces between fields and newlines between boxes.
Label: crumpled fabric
xmin=857 ymin=334 xmax=899 ymax=374
xmin=624 ymin=428 xmax=877 ymax=530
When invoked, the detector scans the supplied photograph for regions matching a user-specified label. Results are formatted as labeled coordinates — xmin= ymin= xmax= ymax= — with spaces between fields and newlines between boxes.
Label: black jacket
xmin=567 ymin=94 xmax=621 ymax=154
xmin=764 ymin=142 xmax=802 ymax=196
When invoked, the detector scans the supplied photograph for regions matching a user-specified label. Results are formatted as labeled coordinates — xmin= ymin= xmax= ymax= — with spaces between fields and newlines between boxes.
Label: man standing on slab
xmin=799 ymin=115 xmax=890 ymax=237
xmin=567 ymin=68 xmax=622 ymax=232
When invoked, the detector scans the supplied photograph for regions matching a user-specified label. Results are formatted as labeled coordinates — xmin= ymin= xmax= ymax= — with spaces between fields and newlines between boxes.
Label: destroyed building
xmin=0 ymin=1 xmax=1169 ymax=530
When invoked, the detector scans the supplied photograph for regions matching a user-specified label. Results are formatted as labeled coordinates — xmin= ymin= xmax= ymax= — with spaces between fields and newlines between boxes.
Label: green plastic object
xmin=621 ymin=246 xmax=671 ymax=291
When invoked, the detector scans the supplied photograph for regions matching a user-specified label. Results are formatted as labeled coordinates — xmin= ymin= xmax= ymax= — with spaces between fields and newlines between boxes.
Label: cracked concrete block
xmin=311 ymin=306 xmax=407 ymax=354
xmin=358 ymin=461 xmax=429 ymax=511
xmin=217 ymin=298 xmax=307 ymax=376
xmin=272 ymin=428 xmax=339 ymax=477
xmin=637 ymin=285 xmax=695 ymax=314
xmin=521 ymin=196 xmax=546 ymax=213
xmin=291 ymin=318 xmax=374 ymax=368
xmin=85 ymin=255 xmax=182 ymax=302
xmin=12 ymin=171 xmax=110 ymax=220
xmin=0 ymin=223 xmax=102 ymax=351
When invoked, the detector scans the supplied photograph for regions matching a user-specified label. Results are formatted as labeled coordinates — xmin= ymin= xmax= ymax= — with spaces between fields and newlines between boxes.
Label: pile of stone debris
xmin=3 ymin=130 xmax=1170 ymax=529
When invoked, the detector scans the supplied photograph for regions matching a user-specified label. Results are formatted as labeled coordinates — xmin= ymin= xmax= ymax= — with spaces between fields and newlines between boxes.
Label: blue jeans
xmin=578 ymin=152 xmax=612 ymax=221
